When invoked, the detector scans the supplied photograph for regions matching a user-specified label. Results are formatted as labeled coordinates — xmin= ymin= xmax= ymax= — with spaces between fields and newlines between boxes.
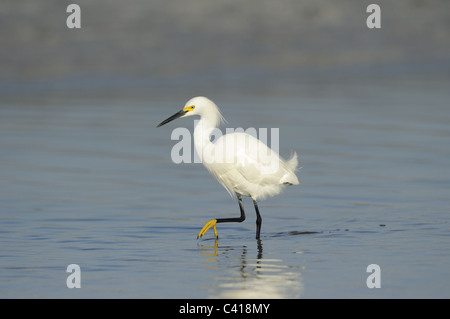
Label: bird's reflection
xmin=198 ymin=239 xmax=303 ymax=298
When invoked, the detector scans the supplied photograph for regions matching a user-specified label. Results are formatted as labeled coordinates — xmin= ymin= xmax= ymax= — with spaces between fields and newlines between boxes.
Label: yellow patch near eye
xmin=183 ymin=105 xmax=195 ymax=112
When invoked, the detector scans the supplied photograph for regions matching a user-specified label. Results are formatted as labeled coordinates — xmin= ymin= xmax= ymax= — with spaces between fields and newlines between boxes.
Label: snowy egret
xmin=157 ymin=96 xmax=299 ymax=239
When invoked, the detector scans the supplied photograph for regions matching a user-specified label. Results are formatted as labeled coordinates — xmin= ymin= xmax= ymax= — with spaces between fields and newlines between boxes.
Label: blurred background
xmin=1 ymin=0 xmax=449 ymax=101
xmin=1 ymin=0 xmax=450 ymax=298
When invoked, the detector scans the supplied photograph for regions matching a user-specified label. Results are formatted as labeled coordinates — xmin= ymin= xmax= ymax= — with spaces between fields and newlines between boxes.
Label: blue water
xmin=1 ymin=80 xmax=449 ymax=298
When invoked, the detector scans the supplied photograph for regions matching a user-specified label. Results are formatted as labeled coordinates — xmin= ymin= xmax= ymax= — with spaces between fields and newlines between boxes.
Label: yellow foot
xmin=197 ymin=219 xmax=218 ymax=239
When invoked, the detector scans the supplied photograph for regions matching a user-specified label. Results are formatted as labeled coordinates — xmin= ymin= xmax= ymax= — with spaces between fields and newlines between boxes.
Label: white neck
xmin=194 ymin=116 xmax=217 ymax=164
xmin=194 ymin=119 xmax=214 ymax=162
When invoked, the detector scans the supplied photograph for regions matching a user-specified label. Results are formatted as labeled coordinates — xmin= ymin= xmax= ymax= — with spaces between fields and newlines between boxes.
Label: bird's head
xmin=157 ymin=96 xmax=224 ymax=127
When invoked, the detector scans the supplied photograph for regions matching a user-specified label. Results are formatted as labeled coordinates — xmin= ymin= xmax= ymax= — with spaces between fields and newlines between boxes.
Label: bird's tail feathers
xmin=279 ymin=151 xmax=300 ymax=186
xmin=286 ymin=151 xmax=300 ymax=173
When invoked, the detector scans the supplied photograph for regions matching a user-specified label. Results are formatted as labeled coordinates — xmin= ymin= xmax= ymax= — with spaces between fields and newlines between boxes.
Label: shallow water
xmin=1 ymin=81 xmax=450 ymax=298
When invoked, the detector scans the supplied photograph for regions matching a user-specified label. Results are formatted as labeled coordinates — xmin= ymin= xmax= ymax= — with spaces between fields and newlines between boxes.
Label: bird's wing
xmin=215 ymin=132 xmax=285 ymax=186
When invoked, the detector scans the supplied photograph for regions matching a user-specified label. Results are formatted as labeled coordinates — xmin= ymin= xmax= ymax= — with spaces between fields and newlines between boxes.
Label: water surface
xmin=1 ymin=82 xmax=450 ymax=298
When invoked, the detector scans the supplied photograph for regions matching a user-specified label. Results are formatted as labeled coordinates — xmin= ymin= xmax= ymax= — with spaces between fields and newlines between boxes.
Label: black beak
xmin=157 ymin=110 xmax=187 ymax=127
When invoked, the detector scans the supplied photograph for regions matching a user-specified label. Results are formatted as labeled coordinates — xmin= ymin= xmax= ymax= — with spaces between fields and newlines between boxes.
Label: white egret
xmin=157 ymin=96 xmax=299 ymax=239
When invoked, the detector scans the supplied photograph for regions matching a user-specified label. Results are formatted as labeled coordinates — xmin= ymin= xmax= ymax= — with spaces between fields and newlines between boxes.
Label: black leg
xmin=216 ymin=193 xmax=246 ymax=224
xmin=197 ymin=193 xmax=246 ymax=239
xmin=253 ymin=199 xmax=262 ymax=239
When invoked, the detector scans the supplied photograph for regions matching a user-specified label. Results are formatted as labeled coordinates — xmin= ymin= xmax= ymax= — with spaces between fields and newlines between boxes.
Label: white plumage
xmin=157 ymin=96 xmax=299 ymax=239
